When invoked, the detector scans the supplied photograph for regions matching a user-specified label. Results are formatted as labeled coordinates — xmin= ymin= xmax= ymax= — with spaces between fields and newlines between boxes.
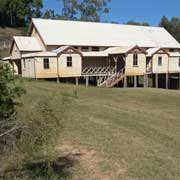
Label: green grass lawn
xmin=17 ymin=80 xmax=180 ymax=180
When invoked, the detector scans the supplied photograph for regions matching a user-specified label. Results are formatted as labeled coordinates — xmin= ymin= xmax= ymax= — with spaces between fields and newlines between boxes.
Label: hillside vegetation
xmin=0 ymin=27 xmax=24 ymax=59
xmin=2 ymin=80 xmax=180 ymax=180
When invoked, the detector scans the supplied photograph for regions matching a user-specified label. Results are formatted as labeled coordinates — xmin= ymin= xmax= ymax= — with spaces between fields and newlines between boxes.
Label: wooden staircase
xmin=98 ymin=68 xmax=125 ymax=88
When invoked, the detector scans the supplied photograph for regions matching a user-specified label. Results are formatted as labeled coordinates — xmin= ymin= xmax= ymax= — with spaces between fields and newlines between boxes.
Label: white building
xmin=3 ymin=18 xmax=180 ymax=89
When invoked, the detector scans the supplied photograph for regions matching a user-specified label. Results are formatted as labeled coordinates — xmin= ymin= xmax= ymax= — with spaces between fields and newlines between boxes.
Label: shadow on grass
xmin=1 ymin=153 xmax=81 ymax=180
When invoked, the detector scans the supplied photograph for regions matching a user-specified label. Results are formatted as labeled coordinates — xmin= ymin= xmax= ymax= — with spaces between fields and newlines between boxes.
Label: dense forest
xmin=0 ymin=0 xmax=111 ymax=27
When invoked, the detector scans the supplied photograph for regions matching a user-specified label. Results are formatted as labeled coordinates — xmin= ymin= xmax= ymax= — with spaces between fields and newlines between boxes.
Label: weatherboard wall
xmin=152 ymin=54 xmax=169 ymax=73
xmin=21 ymin=58 xmax=36 ymax=78
xmin=169 ymin=57 xmax=180 ymax=73
xmin=125 ymin=53 xmax=146 ymax=76
xmin=31 ymin=27 xmax=46 ymax=51
xmin=11 ymin=43 xmax=21 ymax=60
xmin=58 ymin=53 xmax=82 ymax=77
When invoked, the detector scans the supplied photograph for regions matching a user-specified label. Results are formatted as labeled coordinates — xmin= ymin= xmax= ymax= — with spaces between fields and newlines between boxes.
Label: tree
xmin=56 ymin=0 xmax=79 ymax=20
xmin=159 ymin=16 xmax=180 ymax=43
xmin=79 ymin=0 xmax=111 ymax=22
xmin=33 ymin=0 xmax=43 ymax=18
xmin=0 ymin=63 xmax=25 ymax=149
xmin=0 ymin=0 xmax=43 ymax=27
xmin=43 ymin=9 xmax=56 ymax=19
xmin=0 ymin=0 xmax=7 ymax=27
xmin=56 ymin=0 xmax=111 ymax=22
xmin=127 ymin=20 xmax=150 ymax=26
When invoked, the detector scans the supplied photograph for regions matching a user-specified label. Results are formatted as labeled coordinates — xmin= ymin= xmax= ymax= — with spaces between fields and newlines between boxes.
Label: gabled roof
xmin=30 ymin=18 xmax=180 ymax=48
xmin=22 ymin=46 xmax=82 ymax=58
xmin=105 ymin=45 xmax=147 ymax=55
xmin=12 ymin=36 xmax=43 ymax=52
xmin=52 ymin=46 xmax=70 ymax=54
xmin=52 ymin=46 xmax=82 ymax=56
xmin=22 ymin=51 xmax=56 ymax=58
xmin=2 ymin=56 xmax=11 ymax=61
xmin=105 ymin=46 xmax=134 ymax=54
xmin=146 ymin=47 xmax=160 ymax=57
xmin=146 ymin=47 xmax=169 ymax=57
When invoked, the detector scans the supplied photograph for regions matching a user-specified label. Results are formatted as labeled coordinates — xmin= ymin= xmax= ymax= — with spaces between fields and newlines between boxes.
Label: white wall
xmin=125 ymin=53 xmax=146 ymax=76
xmin=31 ymin=27 xmax=46 ymax=51
xmin=152 ymin=54 xmax=169 ymax=73
xmin=58 ymin=54 xmax=82 ymax=77
xmin=35 ymin=57 xmax=58 ymax=78
xmin=22 ymin=58 xmax=35 ymax=78
xmin=11 ymin=43 xmax=21 ymax=60
xmin=169 ymin=57 xmax=180 ymax=73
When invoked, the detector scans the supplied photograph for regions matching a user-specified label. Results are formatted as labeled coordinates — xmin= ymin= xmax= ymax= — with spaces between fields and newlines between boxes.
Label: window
xmin=158 ymin=56 xmax=162 ymax=66
xmin=82 ymin=47 xmax=89 ymax=52
xmin=23 ymin=59 xmax=26 ymax=68
xmin=92 ymin=47 xmax=99 ymax=51
xmin=179 ymin=58 xmax=180 ymax=67
xmin=43 ymin=58 xmax=49 ymax=69
xmin=67 ymin=56 xmax=72 ymax=67
xmin=133 ymin=53 xmax=138 ymax=66
xmin=169 ymin=49 xmax=175 ymax=52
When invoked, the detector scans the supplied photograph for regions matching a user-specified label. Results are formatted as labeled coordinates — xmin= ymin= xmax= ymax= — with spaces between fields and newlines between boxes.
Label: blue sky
xmin=43 ymin=0 xmax=180 ymax=26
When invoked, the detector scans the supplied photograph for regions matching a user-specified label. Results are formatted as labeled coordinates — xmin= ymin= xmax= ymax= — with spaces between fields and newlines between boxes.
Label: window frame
xmin=67 ymin=56 xmax=72 ymax=67
xmin=81 ymin=46 xmax=89 ymax=52
xmin=43 ymin=58 xmax=50 ymax=69
xmin=158 ymin=56 xmax=162 ymax=66
xmin=133 ymin=53 xmax=138 ymax=66
xmin=92 ymin=47 xmax=99 ymax=52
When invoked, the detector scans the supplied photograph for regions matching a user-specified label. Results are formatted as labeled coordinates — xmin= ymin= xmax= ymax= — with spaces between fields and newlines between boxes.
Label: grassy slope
xmin=0 ymin=27 xmax=24 ymax=59
xmin=18 ymin=80 xmax=180 ymax=180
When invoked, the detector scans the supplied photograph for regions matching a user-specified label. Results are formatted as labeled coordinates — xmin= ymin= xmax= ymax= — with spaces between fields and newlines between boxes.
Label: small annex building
xmin=3 ymin=18 xmax=180 ymax=89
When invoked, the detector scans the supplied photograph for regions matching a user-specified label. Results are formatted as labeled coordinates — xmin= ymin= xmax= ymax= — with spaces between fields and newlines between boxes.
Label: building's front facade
xmin=3 ymin=18 xmax=180 ymax=89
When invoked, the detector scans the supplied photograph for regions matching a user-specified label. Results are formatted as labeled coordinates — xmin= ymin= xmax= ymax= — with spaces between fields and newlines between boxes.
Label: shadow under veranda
xmin=1 ymin=152 xmax=82 ymax=180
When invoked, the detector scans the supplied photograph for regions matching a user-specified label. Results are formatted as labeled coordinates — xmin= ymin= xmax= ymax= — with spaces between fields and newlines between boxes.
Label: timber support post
xmin=86 ymin=77 xmax=89 ymax=86
xmin=155 ymin=73 xmax=159 ymax=88
xmin=166 ymin=73 xmax=169 ymax=89
xmin=144 ymin=74 xmax=148 ymax=88
xmin=124 ymin=76 xmax=127 ymax=88
xmin=75 ymin=77 xmax=79 ymax=86
xmin=179 ymin=73 xmax=180 ymax=90
xmin=134 ymin=76 xmax=137 ymax=88
xmin=57 ymin=77 xmax=60 ymax=83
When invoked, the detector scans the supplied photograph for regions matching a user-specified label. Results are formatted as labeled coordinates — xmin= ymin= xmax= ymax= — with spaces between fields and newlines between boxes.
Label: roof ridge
xmin=32 ymin=18 xmax=163 ymax=29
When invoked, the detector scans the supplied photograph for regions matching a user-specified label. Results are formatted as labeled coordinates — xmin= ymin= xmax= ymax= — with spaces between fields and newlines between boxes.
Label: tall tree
xmin=43 ymin=9 xmax=56 ymax=19
xmin=57 ymin=0 xmax=79 ymax=20
xmin=56 ymin=0 xmax=111 ymax=22
xmin=0 ymin=63 xmax=25 ymax=151
xmin=79 ymin=0 xmax=111 ymax=22
xmin=31 ymin=0 xmax=43 ymax=18
xmin=0 ymin=0 xmax=43 ymax=27
xmin=159 ymin=16 xmax=180 ymax=43
xmin=127 ymin=20 xmax=149 ymax=26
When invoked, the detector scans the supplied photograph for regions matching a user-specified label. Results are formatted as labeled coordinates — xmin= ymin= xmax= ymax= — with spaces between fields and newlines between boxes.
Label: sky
xmin=43 ymin=0 xmax=180 ymax=26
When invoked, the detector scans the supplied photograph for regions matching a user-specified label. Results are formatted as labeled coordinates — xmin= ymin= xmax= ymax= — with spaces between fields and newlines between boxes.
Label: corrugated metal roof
xmin=146 ymin=47 xmax=160 ymax=57
xmin=22 ymin=51 xmax=56 ymax=58
xmin=52 ymin=46 xmax=70 ymax=54
xmin=2 ymin=56 xmax=11 ymax=61
xmin=32 ymin=18 xmax=180 ymax=48
xmin=14 ymin=36 xmax=43 ymax=51
xmin=105 ymin=46 xmax=135 ymax=54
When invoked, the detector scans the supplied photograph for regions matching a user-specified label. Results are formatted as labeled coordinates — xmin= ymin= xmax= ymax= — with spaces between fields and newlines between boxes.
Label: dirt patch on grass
xmin=56 ymin=143 xmax=127 ymax=180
